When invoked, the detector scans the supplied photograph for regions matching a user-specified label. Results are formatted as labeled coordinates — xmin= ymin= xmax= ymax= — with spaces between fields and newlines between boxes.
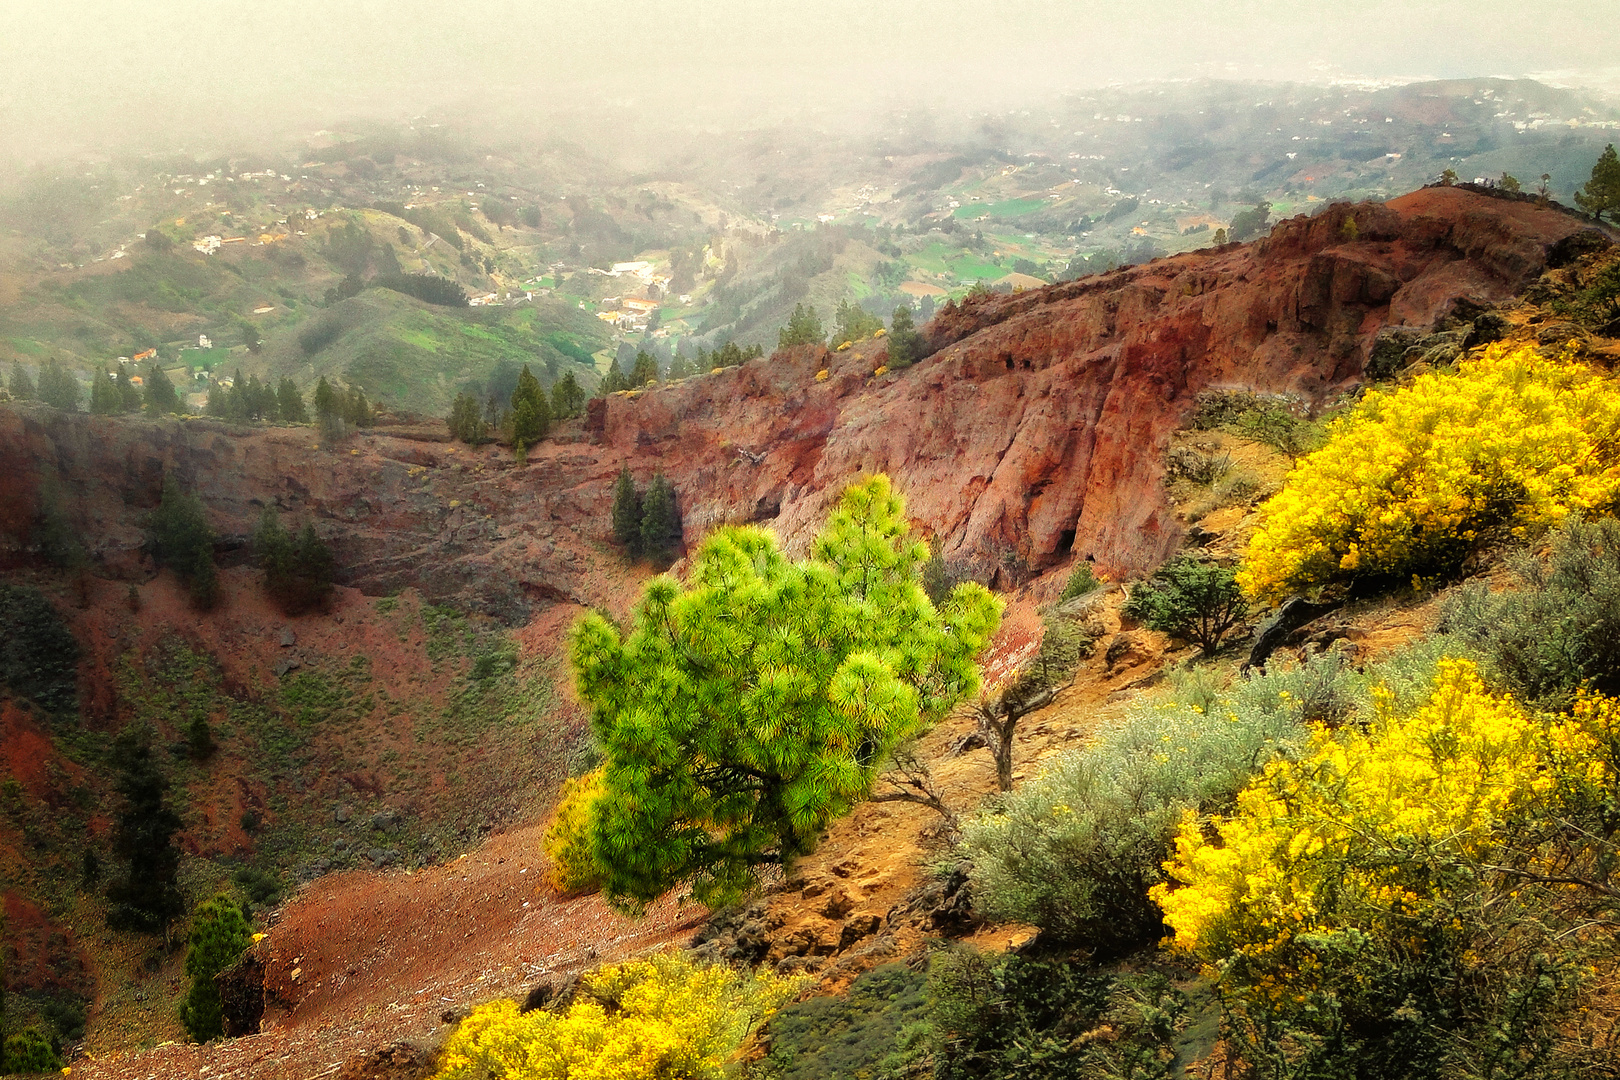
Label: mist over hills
xmin=7 ymin=40 xmax=1620 ymax=1078
xmin=2 ymin=76 xmax=1617 ymax=419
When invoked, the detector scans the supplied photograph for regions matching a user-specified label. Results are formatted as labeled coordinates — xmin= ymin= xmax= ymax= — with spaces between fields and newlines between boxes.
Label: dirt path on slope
xmin=72 ymin=819 xmax=706 ymax=1080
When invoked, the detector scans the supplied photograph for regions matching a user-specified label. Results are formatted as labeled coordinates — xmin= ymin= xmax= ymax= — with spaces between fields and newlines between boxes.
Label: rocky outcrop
xmin=0 ymin=189 xmax=1600 ymax=618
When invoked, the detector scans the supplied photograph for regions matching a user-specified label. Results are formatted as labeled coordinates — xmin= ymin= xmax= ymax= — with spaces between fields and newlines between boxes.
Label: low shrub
xmin=434 ymin=952 xmax=805 ymax=1080
xmin=752 ymin=963 xmax=928 ymax=1080
xmin=1192 ymin=390 xmax=1322 ymax=457
xmin=0 ymin=583 xmax=80 ymax=715
xmin=1442 ymin=514 xmax=1620 ymax=707
xmin=924 ymin=947 xmax=1191 ymax=1080
xmin=1152 ymin=658 xmax=1620 ymax=1079
xmin=1240 ymin=343 xmax=1620 ymax=603
xmin=1123 ymin=556 xmax=1248 ymax=655
xmin=1058 ymin=563 xmax=1100 ymax=603
xmin=959 ymin=641 xmax=1456 ymax=953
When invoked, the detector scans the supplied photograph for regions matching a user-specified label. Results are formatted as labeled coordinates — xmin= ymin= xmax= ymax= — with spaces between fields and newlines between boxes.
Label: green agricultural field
xmin=953 ymin=197 xmax=1047 ymax=220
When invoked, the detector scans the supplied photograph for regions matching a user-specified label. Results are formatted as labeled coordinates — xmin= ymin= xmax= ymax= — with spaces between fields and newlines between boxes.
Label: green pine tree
xmin=90 ymin=370 xmax=121 ymax=414
xmin=144 ymin=363 xmax=181 ymax=414
xmin=887 ymin=305 xmax=925 ymax=368
xmin=638 ymin=472 xmax=682 ymax=564
xmin=312 ymin=376 xmax=337 ymax=418
xmin=447 ymin=391 xmax=488 ymax=443
xmin=277 ymin=378 xmax=309 ymax=423
xmin=630 ymin=350 xmax=659 ymax=388
xmin=1576 ymin=144 xmax=1620 ymax=222
xmin=610 ymin=465 xmax=642 ymax=556
xmin=509 ymin=364 xmax=550 ymax=449
xmin=106 ymin=726 xmax=184 ymax=933
xmin=37 ymin=361 xmax=81 ymax=410
xmin=180 ymin=893 xmax=253 ymax=1042
xmin=148 ymin=476 xmax=219 ymax=608
xmin=777 ymin=303 xmax=824 ymax=349
xmin=570 ymin=474 xmax=1002 ymax=909
xmin=116 ymin=367 xmax=143 ymax=412
xmin=8 ymin=360 xmax=35 ymax=400
xmin=205 ymin=381 xmax=227 ymax=417
xmin=550 ymin=370 xmax=586 ymax=418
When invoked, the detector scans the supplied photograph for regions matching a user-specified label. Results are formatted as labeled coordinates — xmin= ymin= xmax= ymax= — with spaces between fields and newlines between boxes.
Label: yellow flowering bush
xmin=814 ymin=368 xmax=830 ymax=382
xmin=1152 ymin=658 xmax=1620 ymax=1074
xmin=872 ymin=365 xmax=890 ymax=377
xmin=1239 ymin=344 xmax=1620 ymax=602
xmin=542 ymin=768 xmax=606 ymax=895
xmin=433 ymin=952 xmax=805 ymax=1080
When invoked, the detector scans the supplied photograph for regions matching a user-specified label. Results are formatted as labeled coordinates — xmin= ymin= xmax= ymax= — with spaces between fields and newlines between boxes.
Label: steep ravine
xmin=3 ymin=188 xmax=1599 ymax=624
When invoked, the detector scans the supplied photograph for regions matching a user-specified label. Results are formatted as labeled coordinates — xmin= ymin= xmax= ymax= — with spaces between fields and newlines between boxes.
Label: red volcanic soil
xmin=74 ymin=823 xmax=702 ymax=1080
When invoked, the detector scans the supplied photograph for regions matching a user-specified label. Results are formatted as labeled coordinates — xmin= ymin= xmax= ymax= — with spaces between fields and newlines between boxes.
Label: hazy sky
xmin=2 ymin=1 xmax=1617 ymax=160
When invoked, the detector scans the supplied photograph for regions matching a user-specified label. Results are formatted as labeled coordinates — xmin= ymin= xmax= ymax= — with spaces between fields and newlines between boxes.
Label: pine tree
xmin=144 ymin=363 xmax=180 ymax=414
xmin=256 ymin=508 xmax=333 ymax=615
xmin=37 ymin=361 xmax=81 ymax=410
xmin=509 ymin=364 xmax=550 ymax=448
xmin=610 ymin=465 xmax=642 ymax=556
xmin=1576 ymin=144 xmax=1620 ymax=222
xmin=550 ymin=370 xmax=585 ymax=419
xmin=777 ymin=303 xmax=824 ymax=349
xmin=116 ymin=367 xmax=143 ymax=412
xmin=447 ymin=391 xmax=487 ymax=443
xmin=887 ymin=305 xmax=925 ymax=368
xmin=313 ymin=376 xmax=337 ymax=418
xmin=205 ymin=381 xmax=227 ymax=417
xmin=343 ymin=386 xmax=373 ymax=427
xmin=277 ymin=378 xmax=309 ymax=423
xmin=90 ymin=370 xmax=121 ymax=414
xmin=8 ymin=361 xmax=35 ymax=400
xmin=598 ymin=357 xmax=626 ymax=396
xmin=630 ymin=350 xmax=659 ymax=388
xmin=106 ymin=727 xmax=184 ymax=933
xmin=569 ymin=475 xmax=1002 ymax=909
xmin=148 ymin=476 xmax=219 ymax=609
xmin=180 ymin=893 xmax=253 ymax=1042
xmin=639 ymin=472 xmax=682 ymax=564
xmin=666 ymin=353 xmax=689 ymax=381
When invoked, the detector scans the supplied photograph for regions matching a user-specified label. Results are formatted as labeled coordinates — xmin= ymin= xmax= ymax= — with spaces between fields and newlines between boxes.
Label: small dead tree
xmin=971 ymin=614 xmax=1090 ymax=792
xmin=871 ymin=741 xmax=960 ymax=839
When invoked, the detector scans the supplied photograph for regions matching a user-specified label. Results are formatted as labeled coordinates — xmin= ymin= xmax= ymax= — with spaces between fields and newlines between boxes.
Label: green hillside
xmin=258 ymin=289 xmax=607 ymax=416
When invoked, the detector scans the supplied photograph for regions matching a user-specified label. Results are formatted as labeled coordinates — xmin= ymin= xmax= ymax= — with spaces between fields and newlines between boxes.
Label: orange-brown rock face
xmin=0 ymin=189 xmax=1601 ymax=616
xmin=592 ymin=189 xmax=1599 ymax=579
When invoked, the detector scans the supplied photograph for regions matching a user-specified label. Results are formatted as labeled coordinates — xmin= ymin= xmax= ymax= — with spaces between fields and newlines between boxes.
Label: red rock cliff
xmin=0 ymin=189 xmax=1599 ymax=617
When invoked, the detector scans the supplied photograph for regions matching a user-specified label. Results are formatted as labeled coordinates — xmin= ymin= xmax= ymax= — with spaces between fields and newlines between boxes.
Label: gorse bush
xmin=1240 ymin=343 xmax=1620 ymax=603
xmin=433 ymin=952 xmax=805 ymax=1080
xmin=1152 ymin=658 xmax=1620 ymax=1079
xmin=1442 ymin=514 xmax=1620 ymax=707
xmin=543 ymin=768 xmax=606 ymax=895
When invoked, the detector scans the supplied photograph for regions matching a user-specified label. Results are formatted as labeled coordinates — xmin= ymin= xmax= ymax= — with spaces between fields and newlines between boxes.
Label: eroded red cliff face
xmin=0 ymin=189 xmax=1599 ymax=617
